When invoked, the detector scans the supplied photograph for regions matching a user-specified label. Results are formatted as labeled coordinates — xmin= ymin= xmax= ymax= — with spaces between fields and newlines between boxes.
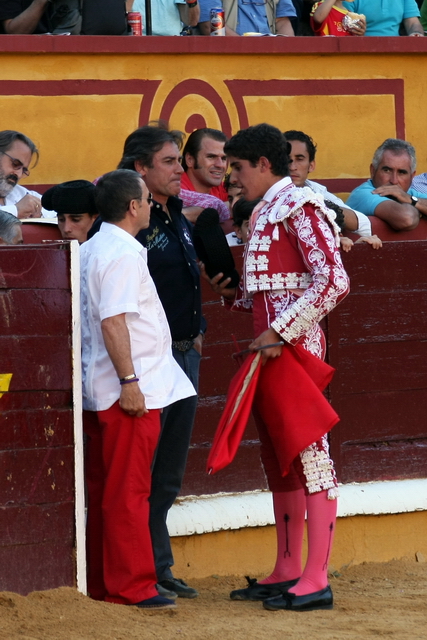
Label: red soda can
xmin=210 ymin=8 xmax=225 ymax=36
xmin=127 ymin=11 xmax=142 ymax=36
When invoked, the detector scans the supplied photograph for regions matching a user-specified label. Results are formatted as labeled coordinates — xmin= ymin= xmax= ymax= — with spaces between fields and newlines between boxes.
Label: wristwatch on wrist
xmin=410 ymin=195 xmax=419 ymax=207
xmin=187 ymin=0 xmax=198 ymax=6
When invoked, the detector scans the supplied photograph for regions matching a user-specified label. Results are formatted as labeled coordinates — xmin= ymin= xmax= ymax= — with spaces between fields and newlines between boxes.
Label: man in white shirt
xmin=283 ymin=129 xmax=372 ymax=237
xmin=80 ymin=169 xmax=195 ymax=610
xmin=0 ymin=130 xmax=51 ymax=219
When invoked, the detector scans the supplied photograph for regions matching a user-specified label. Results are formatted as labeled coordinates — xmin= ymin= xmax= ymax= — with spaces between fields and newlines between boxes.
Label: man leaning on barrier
xmin=346 ymin=138 xmax=427 ymax=231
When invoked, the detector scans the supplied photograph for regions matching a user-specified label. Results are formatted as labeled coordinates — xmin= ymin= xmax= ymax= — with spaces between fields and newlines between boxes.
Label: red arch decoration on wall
xmin=159 ymin=80 xmax=233 ymax=138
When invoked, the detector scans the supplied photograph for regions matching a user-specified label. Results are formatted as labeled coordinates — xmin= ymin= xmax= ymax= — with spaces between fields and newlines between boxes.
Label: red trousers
xmin=83 ymin=401 xmax=160 ymax=604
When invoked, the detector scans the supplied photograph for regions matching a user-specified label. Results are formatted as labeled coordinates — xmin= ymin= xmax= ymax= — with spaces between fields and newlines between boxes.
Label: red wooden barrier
xmin=0 ymin=243 xmax=76 ymax=595
xmin=183 ymin=237 xmax=427 ymax=495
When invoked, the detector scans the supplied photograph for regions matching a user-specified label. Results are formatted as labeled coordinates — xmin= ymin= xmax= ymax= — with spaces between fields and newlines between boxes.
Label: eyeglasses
xmin=128 ymin=193 xmax=153 ymax=209
xmin=1 ymin=152 xmax=30 ymax=177
xmin=144 ymin=193 xmax=153 ymax=205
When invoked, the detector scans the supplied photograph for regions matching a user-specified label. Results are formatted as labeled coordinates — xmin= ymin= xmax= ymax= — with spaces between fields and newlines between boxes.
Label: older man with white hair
xmin=0 ymin=209 xmax=23 ymax=245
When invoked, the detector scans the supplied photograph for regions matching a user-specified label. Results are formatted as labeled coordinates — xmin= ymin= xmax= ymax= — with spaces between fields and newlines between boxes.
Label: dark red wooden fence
xmin=183 ymin=232 xmax=427 ymax=494
xmin=0 ymin=244 xmax=75 ymax=595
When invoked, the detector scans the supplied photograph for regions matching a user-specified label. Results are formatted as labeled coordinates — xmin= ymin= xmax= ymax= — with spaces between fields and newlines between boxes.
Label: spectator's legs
xmin=149 ymin=346 xmax=200 ymax=581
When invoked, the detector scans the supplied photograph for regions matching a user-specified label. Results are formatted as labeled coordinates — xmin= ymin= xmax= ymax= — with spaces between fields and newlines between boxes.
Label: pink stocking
xmin=288 ymin=489 xmax=337 ymax=596
xmin=259 ymin=489 xmax=306 ymax=584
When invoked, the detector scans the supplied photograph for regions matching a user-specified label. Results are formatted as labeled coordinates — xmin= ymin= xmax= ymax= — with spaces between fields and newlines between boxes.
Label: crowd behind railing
xmin=0 ymin=125 xmax=426 ymax=247
xmin=0 ymin=0 xmax=426 ymax=37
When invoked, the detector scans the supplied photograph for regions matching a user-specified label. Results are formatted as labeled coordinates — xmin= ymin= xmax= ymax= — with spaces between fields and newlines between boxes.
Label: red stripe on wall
xmin=225 ymin=78 xmax=405 ymax=138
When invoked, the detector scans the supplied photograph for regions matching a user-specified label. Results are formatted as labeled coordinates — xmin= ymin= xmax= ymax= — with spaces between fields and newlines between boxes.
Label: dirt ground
xmin=0 ymin=559 xmax=426 ymax=640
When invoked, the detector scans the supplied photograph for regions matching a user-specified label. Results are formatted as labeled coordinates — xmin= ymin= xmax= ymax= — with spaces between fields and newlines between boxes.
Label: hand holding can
xmin=210 ymin=8 xmax=225 ymax=36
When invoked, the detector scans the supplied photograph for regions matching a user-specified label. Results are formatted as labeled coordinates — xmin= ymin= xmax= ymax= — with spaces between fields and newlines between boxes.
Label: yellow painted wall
xmin=171 ymin=512 xmax=427 ymax=579
xmin=0 ymin=42 xmax=426 ymax=188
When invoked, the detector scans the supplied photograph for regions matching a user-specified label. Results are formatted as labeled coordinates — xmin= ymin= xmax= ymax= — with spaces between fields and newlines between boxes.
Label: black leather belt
xmin=172 ymin=339 xmax=194 ymax=352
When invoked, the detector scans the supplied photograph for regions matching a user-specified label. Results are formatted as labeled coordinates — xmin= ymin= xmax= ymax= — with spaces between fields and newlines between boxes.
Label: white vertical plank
xmin=70 ymin=240 xmax=87 ymax=595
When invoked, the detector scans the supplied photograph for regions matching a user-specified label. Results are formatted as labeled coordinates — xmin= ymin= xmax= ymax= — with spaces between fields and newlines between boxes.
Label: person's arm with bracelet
xmin=372 ymin=184 xmax=427 ymax=222
xmin=101 ymin=313 xmax=148 ymax=417
xmin=179 ymin=0 xmax=200 ymax=26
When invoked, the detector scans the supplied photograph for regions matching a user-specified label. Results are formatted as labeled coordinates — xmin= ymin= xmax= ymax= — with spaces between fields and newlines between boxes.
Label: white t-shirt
xmin=305 ymin=179 xmax=372 ymax=237
xmin=80 ymin=222 xmax=196 ymax=412
xmin=2 ymin=183 xmax=55 ymax=218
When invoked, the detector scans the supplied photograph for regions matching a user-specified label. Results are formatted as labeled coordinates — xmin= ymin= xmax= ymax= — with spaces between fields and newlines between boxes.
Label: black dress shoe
xmin=158 ymin=578 xmax=199 ymax=599
xmin=156 ymin=583 xmax=178 ymax=599
xmin=263 ymin=585 xmax=333 ymax=612
xmin=230 ymin=576 xmax=299 ymax=601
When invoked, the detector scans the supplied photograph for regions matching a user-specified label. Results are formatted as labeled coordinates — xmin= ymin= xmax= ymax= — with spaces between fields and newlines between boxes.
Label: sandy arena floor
xmin=0 ymin=559 xmax=426 ymax=640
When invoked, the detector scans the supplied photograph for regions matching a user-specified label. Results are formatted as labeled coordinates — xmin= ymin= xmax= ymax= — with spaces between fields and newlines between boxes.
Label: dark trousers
xmin=149 ymin=346 xmax=200 ymax=581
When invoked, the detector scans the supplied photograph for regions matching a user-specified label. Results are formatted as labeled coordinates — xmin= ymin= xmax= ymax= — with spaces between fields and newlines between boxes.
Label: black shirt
xmin=136 ymin=197 xmax=203 ymax=342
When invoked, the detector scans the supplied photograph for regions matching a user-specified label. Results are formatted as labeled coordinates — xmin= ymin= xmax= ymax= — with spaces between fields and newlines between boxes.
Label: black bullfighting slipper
xmin=230 ymin=576 xmax=299 ymax=601
xmin=263 ymin=585 xmax=333 ymax=612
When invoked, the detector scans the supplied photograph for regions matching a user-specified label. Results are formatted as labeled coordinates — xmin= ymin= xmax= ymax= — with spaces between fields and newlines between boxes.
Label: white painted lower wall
xmin=167 ymin=478 xmax=427 ymax=537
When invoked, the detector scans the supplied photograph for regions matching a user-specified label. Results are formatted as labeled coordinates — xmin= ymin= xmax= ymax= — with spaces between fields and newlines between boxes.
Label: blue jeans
xmin=149 ymin=346 xmax=200 ymax=581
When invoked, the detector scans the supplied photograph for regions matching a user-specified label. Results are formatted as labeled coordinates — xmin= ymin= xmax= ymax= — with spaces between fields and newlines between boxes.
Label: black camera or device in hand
xmin=193 ymin=208 xmax=241 ymax=288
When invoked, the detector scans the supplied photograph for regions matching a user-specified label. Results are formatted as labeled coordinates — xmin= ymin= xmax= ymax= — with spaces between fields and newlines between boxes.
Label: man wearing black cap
xmin=42 ymin=180 xmax=99 ymax=244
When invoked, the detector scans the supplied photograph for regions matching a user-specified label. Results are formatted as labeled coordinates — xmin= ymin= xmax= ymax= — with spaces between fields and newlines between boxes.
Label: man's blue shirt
xmin=342 ymin=0 xmax=420 ymax=36
xmin=199 ymin=0 xmax=296 ymax=34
